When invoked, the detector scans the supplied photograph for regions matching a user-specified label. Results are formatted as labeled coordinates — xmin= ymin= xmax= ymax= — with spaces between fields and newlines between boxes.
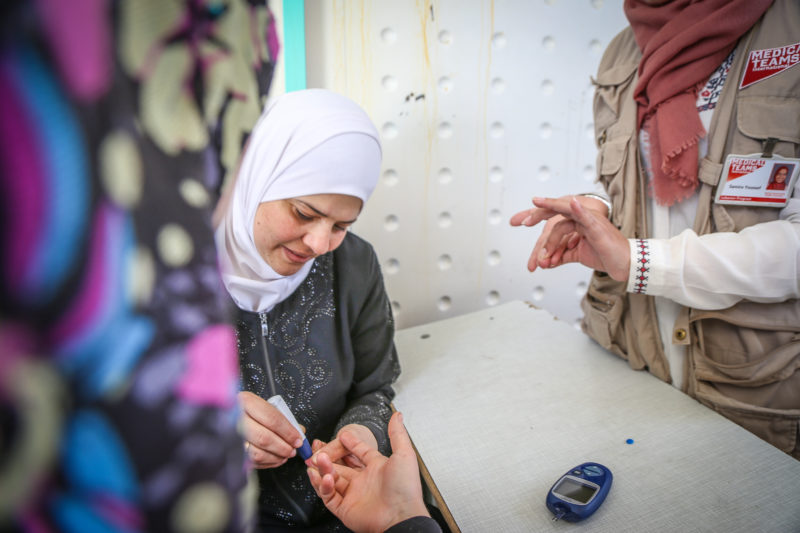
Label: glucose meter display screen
xmin=553 ymin=478 xmax=597 ymax=504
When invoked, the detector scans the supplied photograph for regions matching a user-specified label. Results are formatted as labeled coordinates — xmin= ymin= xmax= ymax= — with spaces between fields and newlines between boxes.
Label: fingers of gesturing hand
xmin=509 ymin=196 xmax=543 ymax=227
xmin=510 ymin=196 xmax=566 ymax=228
xmin=567 ymin=196 xmax=599 ymax=227
xmin=510 ymin=206 xmax=561 ymax=227
xmin=566 ymin=198 xmax=615 ymax=245
xmin=568 ymin=198 xmax=631 ymax=280
xmin=567 ymin=233 xmax=581 ymax=249
xmin=534 ymin=195 xmax=607 ymax=220
xmin=547 ymin=224 xmax=580 ymax=268
xmin=537 ymin=217 xmax=578 ymax=269
xmin=534 ymin=197 xmax=614 ymax=269
xmin=532 ymin=195 xmax=574 ymax=214
xmin=525 ymin=214 xmax=559 ymax=271
xmin=509 ymin=208 xmax=533 ymax=226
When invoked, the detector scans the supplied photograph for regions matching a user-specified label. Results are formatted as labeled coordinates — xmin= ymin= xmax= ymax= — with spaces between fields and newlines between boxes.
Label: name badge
xmin=714 ymin=154 xmax=798 ymax=207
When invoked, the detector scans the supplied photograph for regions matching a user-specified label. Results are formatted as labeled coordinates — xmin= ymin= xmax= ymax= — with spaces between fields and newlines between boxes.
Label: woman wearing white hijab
xmin=215 ymin=89 xmax=399 ymax=531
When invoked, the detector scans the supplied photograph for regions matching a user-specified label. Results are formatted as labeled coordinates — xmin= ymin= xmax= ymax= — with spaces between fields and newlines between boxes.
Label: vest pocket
xmin=592 ymin=60 xmax=636 ymax=134
xmin=693 ymin=380 xmax=799 ymax=457
xmin=689 ymin=310 xmax=800 ymax=456
xmin=690 ymin=301 xmax=800 ymax=386
xmin=735 ymin=97 xmax=800 ymax=156
xmin=595 ymin=135 xmax=633 ymax=230
xmin=580 ymin=272 xmax=628 ymax=359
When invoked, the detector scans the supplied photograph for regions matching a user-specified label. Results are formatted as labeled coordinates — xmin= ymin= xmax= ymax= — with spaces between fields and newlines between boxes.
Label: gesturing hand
xmin=306 ymin=412 xmax=429 ymax=533
xmin=510 ymin=195 xmax=630 ymax=282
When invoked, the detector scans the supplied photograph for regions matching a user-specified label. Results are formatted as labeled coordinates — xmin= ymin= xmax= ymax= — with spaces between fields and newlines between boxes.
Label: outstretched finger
xmin=307 ymin=466 xmax=326 ymax=496
xmin=532 ymin=196 xmax=575 ymax=217
xmin=509 ymin=208 xmax=534 ymax=226
xmin=309 ymin=439 xmax=349 ymax=467
xmin=309 ymin=468 xmax=343 ymax=510
xmin=511 ymin=206 xmax=561 ymax=228
xmin=509 ymin=197 xmax=541 ymax=226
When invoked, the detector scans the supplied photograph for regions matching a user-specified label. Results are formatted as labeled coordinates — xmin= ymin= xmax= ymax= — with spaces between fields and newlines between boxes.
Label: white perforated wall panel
xmin=304 ymin=0 xmax=629 ymax=329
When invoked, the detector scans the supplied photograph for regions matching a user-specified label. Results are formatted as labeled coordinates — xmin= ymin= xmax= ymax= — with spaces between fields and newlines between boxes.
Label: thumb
xmin=569 ymin=197 xmax=610 ymax=240
xmin=387 ymin=412 xmax=414 ymax=457
xmin=569 ymin=196 xmax=595 ymax=227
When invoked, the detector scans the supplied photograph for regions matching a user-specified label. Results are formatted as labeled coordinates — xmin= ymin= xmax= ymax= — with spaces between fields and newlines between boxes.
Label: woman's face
xmin=775 ymin=167 xmax=788 ymax=183
xmin=253 ymin=193 xmax=363 ymax=275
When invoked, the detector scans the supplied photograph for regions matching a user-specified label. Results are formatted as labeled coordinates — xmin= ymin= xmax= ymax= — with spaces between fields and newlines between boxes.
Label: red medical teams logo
xmin=727 ymin=158 xmax=765 ymax=180
xmin=740 ymin=42 xmax=800 ymax=89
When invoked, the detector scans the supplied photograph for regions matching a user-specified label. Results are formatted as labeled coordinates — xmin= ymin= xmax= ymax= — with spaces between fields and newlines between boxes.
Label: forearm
xmin=627 ymin=220 xmax=800 ymax=309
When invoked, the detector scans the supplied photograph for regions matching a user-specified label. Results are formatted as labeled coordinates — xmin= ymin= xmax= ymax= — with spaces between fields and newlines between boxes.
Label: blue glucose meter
xmin=546 ymin=462 xmax=612 ymax=522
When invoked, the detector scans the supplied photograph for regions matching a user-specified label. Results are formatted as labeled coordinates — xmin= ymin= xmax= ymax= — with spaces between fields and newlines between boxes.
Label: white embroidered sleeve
xmin=627 ymin=224 xmax=800 ymax=309
xmin=627 ymin=178 xmax=800 ymax=309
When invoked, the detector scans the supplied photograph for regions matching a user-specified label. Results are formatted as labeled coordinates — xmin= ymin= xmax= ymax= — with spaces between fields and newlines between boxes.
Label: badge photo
xmin=714 ymin=154 xmax=799 ymax=207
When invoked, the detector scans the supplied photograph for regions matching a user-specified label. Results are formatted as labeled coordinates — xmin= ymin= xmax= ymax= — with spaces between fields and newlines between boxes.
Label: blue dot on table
xmin=626 ymin=438 xmax=634 ymax=445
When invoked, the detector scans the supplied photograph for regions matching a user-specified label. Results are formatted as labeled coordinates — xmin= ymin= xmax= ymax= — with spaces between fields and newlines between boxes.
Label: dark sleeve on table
xmin=333 ymin=232 xmax=401 ymax=455
xmin=385 ymin=516 xmax=443 ymax=533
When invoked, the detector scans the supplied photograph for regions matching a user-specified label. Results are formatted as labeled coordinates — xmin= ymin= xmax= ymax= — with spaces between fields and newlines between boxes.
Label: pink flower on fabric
xmin=35 ymin=0 xmax=112 ymax=101
xmin=177 ymin=325 xmax=238 ymax=407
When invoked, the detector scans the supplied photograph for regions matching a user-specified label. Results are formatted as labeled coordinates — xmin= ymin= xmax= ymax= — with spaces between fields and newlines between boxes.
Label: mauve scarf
xmin=624 ymin=0 xmax=773 ymax=206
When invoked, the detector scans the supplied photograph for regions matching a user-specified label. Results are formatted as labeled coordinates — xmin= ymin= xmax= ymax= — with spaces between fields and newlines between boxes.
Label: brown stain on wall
xmin=476 ymin=0 xmax=495 ymax=288
xmin=415 ymin=0 xmax=436 ymax=179
xmin=414 ymin=0 xmax=438 ymax=295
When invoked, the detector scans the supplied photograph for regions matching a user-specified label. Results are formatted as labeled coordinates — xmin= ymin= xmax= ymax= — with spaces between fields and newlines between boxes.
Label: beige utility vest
xmin=581 ymin=0 xmax=800 ymax=459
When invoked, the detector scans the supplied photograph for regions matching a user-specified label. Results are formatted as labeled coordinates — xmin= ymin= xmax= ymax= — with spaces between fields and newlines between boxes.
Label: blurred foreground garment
xmin=0 ymin=0 xmax=278 ymax=530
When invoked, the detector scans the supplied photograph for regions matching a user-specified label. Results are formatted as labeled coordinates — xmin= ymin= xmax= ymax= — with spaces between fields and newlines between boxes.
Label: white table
xmin=392 ymin=301 xmax=800 ymax=533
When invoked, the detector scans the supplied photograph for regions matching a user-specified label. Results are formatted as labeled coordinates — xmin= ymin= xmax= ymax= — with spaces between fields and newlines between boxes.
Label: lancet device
xmin=268 ymin=394 xmax=313 ymax=460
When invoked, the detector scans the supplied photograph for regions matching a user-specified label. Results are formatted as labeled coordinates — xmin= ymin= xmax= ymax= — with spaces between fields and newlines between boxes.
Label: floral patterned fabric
xmin=0 ymin=1 xmax=278 ymax=531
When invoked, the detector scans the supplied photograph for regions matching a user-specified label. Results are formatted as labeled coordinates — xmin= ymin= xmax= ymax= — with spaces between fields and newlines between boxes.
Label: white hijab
xmin=215 ymin=89 xmax=382 ymax=313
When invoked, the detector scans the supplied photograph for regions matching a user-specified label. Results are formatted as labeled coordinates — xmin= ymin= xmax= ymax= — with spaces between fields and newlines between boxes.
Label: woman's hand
xmin=307 ymin=413 xmax=429 ymax=533
xmin=239 ymin=391 xmax=305 ymax=469
xmin=308 ymin=424 xmax=379 ymax=470
xmin=510 ymin=195 xmax=630 ymax=281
